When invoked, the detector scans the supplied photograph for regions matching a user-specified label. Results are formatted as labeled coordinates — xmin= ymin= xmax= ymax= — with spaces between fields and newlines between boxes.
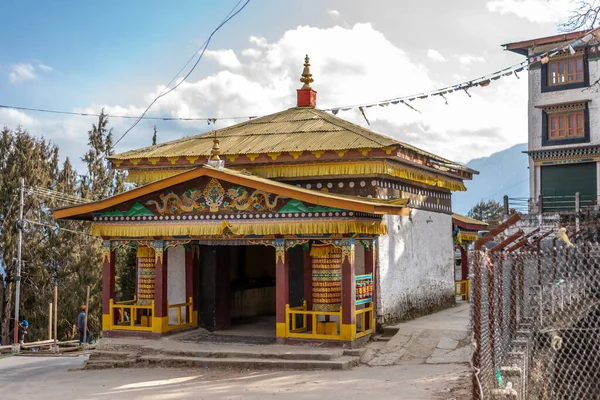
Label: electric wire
xmin=112 ymin=0 xmax=251 ymax=148
xmin=24 ymin=219 xmax=137 ymax=250
xmin=27 ymin=185 xmax=89 ymax=202
xmin=25 ymin=187 xmax=88 ymax=205
xmin=0 ymin=104 xmax=253 ymax=121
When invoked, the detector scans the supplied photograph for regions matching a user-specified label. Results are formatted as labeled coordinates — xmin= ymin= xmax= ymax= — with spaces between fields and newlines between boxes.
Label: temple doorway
xmin=198 ymin=245 xmax=277 ymax=338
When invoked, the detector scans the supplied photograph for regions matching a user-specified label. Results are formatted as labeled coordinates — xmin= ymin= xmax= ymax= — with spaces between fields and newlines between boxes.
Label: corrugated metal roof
xmin=110 ymin=108 xmax=403 ymax=159
xmin=452 ymin=213 xmax=488 ymax=227
xmin=109 ymin=107 xmax=473 ymax=173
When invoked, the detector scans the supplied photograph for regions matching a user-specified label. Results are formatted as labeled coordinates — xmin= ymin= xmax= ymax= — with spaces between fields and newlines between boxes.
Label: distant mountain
xmin=452 ymin=143 xmax=528 ymax=215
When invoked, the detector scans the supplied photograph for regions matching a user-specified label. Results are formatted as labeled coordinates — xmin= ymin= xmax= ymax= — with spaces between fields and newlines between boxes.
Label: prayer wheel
xmin=310 ymin=244 xmax=342 ymax=312
xmin=136 ymin=247 xmax=156 ymax=306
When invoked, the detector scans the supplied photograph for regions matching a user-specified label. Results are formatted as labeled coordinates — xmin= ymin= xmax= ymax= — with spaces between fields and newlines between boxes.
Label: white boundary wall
xmin=376 ymin=209 xmax=455 ymax=324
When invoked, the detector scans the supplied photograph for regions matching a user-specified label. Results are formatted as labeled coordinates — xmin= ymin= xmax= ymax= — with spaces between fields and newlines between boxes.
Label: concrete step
xmin=154 ymin=348 xmax=344 ymax=361
xmin=137 ymin=355 xmax=360 ymax=371
xmin=84 ymin=359 xmax=135 ymax=369
xmin=381 ymin=326 xmax=399 ymax=337
xmin=343 ymin=348 xmax=366 ymax=357
xmin=89 ymin=350 xmax=136 ymax=361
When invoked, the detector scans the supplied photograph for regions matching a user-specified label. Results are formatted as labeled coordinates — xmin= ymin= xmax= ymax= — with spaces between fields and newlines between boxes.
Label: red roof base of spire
xmin=297 ymin=88 xmax=317 ymax=108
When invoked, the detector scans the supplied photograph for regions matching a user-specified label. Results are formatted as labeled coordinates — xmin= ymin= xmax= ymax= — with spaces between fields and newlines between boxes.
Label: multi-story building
xmin=505 ymin=31 xmax=600 ymax=213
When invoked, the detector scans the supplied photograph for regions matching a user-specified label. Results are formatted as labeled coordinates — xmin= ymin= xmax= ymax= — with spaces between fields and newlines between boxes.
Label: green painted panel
xmin=541 ymin=163 xmax=597 ymax=212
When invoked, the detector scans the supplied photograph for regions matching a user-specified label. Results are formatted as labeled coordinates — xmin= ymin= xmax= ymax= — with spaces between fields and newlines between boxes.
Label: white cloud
xmin=9 ymin=64 xmax=37 ymax=83
xmin=204 ymin=49 xmax=241 ymax=69
xmin=0 ymin=108 xmax=39 ymax=127
xmin=457 ymin=54 xmax=486 ymax=65
xmin=37 ymin=63 xmax=53 ymax=72
xmin=2 ymin=23 xmax=528 ymax=167
xmin=327 ymin=9 xmax=341 ymax=18
xmin=486 ymin=0 xmax=572 ymax=23
xmin=8 ymin=62 xmax=52 ymax=84
xmin=427 ymin=49 xmax=446 ymax=62
xmin=241 ymin=48 xmax=262 ymax=58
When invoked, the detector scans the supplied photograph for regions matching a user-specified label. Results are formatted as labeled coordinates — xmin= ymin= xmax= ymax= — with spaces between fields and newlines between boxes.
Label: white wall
xmin=167 ymin=246 xmax=186 ymax=325
xmin=377 ymin=209 xmax=454 ymax=324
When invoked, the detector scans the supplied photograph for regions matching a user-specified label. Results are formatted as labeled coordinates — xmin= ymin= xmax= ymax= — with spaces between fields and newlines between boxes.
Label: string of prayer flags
xmin=321 ymin=59 xmax=527 ymax=116
xmin=322 ymin=29 xmax=599 ymax=119
xmin=401 ymin=100 xmax=421 ymax=114
xmin=358 ymin=106 xmax=370 ymax=125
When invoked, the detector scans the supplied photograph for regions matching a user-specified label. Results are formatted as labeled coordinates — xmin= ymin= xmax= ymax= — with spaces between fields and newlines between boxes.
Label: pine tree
xmin=79 ymin=112 xmax=135 ymax=329
xmin=467 ymin=200 xmax=504 ymax=229
xmin=0 ymin=127 xmax=60 ymax=344
xmin=80 ymin=110 xmax=126 ymax=200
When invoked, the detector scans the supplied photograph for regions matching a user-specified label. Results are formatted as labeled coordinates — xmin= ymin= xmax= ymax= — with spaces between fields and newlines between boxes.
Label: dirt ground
xmin=0 ymin=355 xmax=470 ymax=400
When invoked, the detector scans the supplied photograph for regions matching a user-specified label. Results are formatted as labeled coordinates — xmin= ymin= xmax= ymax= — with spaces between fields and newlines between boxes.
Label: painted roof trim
xmin=54 ymin=165 xmax=410 ymax=220
xmin=533 ymin=99 xmax=592 ymax=109
xmin=503 ymin=30 xmax=591 ymax=55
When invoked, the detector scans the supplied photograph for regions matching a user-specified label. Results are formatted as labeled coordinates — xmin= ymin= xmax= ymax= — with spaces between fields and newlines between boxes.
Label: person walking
xmin=77 ymin=305 xmax=90 ymax=346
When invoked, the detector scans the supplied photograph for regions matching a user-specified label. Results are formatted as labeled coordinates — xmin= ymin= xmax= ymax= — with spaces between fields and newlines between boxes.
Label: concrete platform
xmin=85 ymin=333 xmax=361 ymax=371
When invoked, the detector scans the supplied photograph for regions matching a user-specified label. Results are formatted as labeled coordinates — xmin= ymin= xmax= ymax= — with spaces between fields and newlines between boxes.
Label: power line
xmin=26 ymin=185 xmax=90 ymax=204
xmin=0 ymin=104 xmax=254 ymax=121
xmin=25 ymin=219 xmax=97 ymax=239
xmin=0 ymin=60 xmax=524 ymax=125
xmin=25 ymin=188 xmax=88 ymax=206
xmin=1 ymin=12 xmax=593 ymax=136
xmin=112 ymin=0 xmax=251 ymax=148
xmin=483 ymin=177 xmax=530 ymax=201
xmin=25 ymin=219 xmax=137 ymax=250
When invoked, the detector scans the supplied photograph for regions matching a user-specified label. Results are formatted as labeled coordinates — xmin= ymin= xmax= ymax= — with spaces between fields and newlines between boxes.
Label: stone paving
xmin=362 ymin=301 xmax=471 ymax=367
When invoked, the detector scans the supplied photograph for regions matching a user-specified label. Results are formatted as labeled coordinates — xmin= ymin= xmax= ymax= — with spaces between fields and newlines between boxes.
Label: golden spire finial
xmin=300 ymin=54 xmax=314 ymax=89
xmin=210 ymin=131 xmax=220 ymax=161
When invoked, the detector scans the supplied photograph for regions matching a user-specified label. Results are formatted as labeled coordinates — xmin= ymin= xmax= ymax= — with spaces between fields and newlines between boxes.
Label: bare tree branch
xmin=560 ymin=0 xmax=600 ymax=32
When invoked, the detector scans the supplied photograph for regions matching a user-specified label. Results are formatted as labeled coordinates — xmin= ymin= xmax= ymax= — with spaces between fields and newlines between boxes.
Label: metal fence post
xmin=472 ymin=251 xmax=483 ymax=400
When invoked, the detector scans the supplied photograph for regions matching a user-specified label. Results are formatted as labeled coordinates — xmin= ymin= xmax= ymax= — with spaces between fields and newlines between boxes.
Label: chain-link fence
xmin=471 ymin=215 xmax=600 ymax=400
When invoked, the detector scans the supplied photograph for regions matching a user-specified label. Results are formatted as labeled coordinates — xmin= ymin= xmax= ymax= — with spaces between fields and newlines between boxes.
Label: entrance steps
xmin=84 ymin=341 xmax=362 ymax=371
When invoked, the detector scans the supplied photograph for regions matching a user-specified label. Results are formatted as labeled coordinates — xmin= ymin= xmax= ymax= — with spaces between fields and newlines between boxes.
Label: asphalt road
xmin=0 ymin=354 xmax=469 ymax=400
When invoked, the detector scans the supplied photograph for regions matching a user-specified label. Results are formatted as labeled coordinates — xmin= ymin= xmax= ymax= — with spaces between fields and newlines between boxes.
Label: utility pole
xmin=13 ymin=178 xmax=24 ymax=348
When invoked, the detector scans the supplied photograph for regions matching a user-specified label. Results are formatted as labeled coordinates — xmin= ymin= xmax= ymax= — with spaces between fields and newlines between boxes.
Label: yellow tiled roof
xmin=109 ymin=107 xmax=465 ymax=168
xmin=452 ymin=213 xmax=488 ymax=227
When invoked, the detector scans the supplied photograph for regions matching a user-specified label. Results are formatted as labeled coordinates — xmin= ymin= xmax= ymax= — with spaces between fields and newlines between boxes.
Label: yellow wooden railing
xmin=109 ymin=298 xmax=154 ymax=331
xmin=356 ymin=302 xmax=374 ymax=339
xmin=167 ymin=297 xmax=195 ymax=331
xmin=285 ymin=303 xmax=342 ymax=340
xmin=289 ymin=301 xmax=308 ymax=333
xmin=455 ymin=280 xmax=470 ymax=299
xmin=285 ymin=302 xmax=375 ymax=341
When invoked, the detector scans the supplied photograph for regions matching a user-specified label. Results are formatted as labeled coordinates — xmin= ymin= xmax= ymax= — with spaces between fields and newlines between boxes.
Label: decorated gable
xmin=96 ymin=176 xmax=348 ymax=222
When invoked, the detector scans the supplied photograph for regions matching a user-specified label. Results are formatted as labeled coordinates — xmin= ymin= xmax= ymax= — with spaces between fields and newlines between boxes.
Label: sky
xmin=0 ymin=0 xmax=577 ymax=173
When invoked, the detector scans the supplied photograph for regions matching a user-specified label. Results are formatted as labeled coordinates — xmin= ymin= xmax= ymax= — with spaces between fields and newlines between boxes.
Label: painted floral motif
xmin=203 ymin=178 xmax=225 ymax=212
